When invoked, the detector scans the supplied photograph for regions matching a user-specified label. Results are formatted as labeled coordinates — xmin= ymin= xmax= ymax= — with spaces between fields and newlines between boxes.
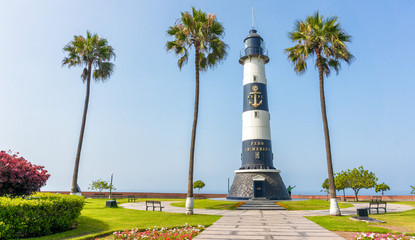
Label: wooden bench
xmin=128 ymin=195 xmax=136 ymax=202
xmin=368 ymin=197 xmax=387 ymax=214
xmin=372 ymin=196 xmax=382 ymax=201
xmin=93 ymin=193 xmax=106 ymax=199
xmin=111 ymin=193 xmax=123 ymax=199
xmin=345 ymin=196 xmax=356 ymax=201
xmin=145 ymin=201 xmax=164 ymax=211
xmin=195 ymin=194 xmax=206 ymax=200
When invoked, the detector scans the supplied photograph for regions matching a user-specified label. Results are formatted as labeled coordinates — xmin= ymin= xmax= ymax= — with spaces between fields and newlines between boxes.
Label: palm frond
xmin=166 ymin=8 xmax=227 ymax=72
xmin=62 ymin=31 xmax=116 ymax=83
xmin=93 ymin=62 xmax=114 ymax=81
xmin=285 ymin=12 xmax=353 ymax=78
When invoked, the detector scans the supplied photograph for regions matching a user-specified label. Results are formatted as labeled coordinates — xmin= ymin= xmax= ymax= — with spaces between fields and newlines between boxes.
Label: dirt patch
xmin=334 ymin=231 xmax=357 ymax=240
xmin=379 ymin=225 xmax=411 ymax=233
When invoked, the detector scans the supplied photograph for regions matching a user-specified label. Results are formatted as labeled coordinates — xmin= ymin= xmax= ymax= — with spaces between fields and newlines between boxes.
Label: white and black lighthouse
xmin=227 ymin=29 xmax=290 ymax=200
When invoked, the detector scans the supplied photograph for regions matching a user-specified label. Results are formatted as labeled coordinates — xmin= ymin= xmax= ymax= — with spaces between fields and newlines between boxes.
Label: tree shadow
xmin=25 ymin=216 xmax=109 ymax=240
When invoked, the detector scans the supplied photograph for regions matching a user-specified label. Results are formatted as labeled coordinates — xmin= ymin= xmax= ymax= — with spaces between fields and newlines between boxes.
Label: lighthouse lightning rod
xmin=251 ymin=7 xmax=254 ymax=29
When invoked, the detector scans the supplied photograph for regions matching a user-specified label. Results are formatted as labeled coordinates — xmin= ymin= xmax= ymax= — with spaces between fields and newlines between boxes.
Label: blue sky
xmin=0 ymin=0 xmax=414 ymax=196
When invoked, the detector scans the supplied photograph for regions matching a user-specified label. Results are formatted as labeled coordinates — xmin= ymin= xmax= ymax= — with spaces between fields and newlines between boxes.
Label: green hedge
xmin=0 ymin=193 xmax=84 ymax=239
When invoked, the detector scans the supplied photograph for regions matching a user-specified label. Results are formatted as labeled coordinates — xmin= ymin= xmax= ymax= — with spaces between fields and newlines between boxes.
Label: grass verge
xmin=306 ymin=201 xmax=415 ymax=235
xmin=276 ymin=199 xmax=353 ymax=210
xmin=26 ymin=198 xmax=221 ymax=240
xmin=170 ymin=199 xmax=241 ymax=210
xmin=306 ymin=215 xmax=390 ymax=233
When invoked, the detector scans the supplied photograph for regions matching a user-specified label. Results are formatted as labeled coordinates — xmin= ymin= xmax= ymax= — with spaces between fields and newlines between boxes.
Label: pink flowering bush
xmin=0 ymin=150 xmax=50 ymax=197
xmin=112 ymin=224 xmax=205 ymax=240
xmin=353 ymin=232 xmax=415 ymax=240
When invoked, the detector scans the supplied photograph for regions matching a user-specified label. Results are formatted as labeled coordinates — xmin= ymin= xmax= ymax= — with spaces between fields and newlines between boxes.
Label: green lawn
xmin=276 ymin=199 xmax=353 ymax=210
xmin=27 ymin=198 xmax=221 ymax=240
xmin=307 ymin=201 xmax=415 ymax=235
xmin=306 ymin=215 xmax=390 ymax=233
xmin=170 ymin=199 xmax=241 ymax=210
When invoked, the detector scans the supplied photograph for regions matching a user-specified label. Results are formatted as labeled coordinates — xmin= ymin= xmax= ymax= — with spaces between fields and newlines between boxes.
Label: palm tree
xmin=62 ymin=31 xmax=115 ymax=195
xmin=166 ymin=7 xmax=227 ymax=214
xmin=285 ymin=12 xmax=353 ymax=216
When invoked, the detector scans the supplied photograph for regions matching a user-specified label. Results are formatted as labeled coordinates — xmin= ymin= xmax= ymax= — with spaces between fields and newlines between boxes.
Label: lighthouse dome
xmin=239 ymin=29 xmax=269 ymax=64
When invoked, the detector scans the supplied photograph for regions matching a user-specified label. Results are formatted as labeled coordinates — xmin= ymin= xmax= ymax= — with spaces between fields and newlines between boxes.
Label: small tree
xmin=0 ymin=150 xmax=50 ymax=197
xmin=346 ymin=166 xmax=378 ymax=201
xmin=193 ymin=180 xmax=206 ymax=193
xmin=321 ymin=178 xmax=330 ymax=200
xmin=410 ymin=185 xmax=415 ymax=194
xmin=88 ymin=179 xmax=116 ymax=192
xmin=375 ymin=183 xmax=390 ymax=196
xmin=335 ymin=170 xmax=350 ymax=201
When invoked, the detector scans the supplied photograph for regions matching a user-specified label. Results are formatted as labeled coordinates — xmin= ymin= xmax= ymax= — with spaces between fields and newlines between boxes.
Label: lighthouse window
xmin=254 ymin=111 xmax=259 ymax=118
xmin=255 ymin=152 xmax=260 ymax=159
xmin=253 ymin=75 xmax=258 ymax=82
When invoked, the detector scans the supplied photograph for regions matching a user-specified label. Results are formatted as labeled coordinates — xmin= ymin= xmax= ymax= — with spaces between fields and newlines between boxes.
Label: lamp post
xmin=227 ymin=176 xmax=230 ymax=193
xmin=109 ymin=173 xmax=113 ymax=199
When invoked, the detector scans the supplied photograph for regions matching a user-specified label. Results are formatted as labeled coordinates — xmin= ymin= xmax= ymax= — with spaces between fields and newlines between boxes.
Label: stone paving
xmin=120 ymin=201 xmax=414 ymax=240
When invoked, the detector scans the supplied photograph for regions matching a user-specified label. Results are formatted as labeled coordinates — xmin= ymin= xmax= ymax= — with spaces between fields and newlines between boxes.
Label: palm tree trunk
xmin=186 ymin=47 xmax=200 ymax=215
xmin=71 ymin=63 xmax=92 ymax=194
xmin=316 ymin=52 xmax=340 ymax=215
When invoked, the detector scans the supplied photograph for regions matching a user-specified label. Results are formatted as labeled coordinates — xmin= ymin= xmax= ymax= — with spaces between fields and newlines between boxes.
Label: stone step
xmin=237 ymin=207 xmax=285 ymax=210
xmin=236 ymin=200 xmax=286 ymax=210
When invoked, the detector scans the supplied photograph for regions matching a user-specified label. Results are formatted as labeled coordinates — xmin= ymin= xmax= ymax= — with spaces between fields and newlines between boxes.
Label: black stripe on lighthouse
xmin=243 ymin=83 xmax=269 ymax=112
xmin=241 ymin=139 xmax=275 ymax=170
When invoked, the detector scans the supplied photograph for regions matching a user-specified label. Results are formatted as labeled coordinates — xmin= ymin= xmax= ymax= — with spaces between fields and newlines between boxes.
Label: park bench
xmin=195 ymin=194 xmax=206 ymax=200
xmin=111 ymin=193 xmax=123 ymax=199
xmin=93 ymin=193 xmax=106 ymax=199
xmin=368 ymin=196 xmax=387 ymax=214
xmin=345 ymin=197 xmax=356 ymax=202
xmin=145 ymin=201 xmax=164 ymax=211
xmin=127 ymin=195 xmax=136 ymax=202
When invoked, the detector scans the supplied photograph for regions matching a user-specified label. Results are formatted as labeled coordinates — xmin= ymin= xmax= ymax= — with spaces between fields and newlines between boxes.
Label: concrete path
xmin=120 ymin=201 xmax=414 ymax=240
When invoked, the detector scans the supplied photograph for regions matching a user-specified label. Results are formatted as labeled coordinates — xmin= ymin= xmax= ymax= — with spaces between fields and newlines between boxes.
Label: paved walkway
xmin=120 ymin=201 xmax=414 ymax=240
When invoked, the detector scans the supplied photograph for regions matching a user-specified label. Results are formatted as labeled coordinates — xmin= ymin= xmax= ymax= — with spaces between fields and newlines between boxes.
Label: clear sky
xmin=0 ymin=0 xmax=414 ymax=196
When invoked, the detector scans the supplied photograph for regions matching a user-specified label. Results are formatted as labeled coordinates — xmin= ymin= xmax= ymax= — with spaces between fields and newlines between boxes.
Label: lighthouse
xmin=227 ymin=29 xmax=290 ymax=200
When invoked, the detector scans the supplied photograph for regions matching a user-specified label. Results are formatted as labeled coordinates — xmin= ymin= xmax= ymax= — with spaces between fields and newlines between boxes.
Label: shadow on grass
xmin=26 ymin=216 xmax=109 ymax=240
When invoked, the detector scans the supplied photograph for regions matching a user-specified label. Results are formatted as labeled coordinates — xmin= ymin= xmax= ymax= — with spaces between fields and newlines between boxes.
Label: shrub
xmin=0 ymin=150 xmax=50 ymax=197
xmin=0 ymin=193 xmax=84 ymax=239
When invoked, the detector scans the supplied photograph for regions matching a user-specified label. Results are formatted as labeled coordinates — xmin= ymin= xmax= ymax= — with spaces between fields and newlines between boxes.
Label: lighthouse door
xmin=253 ymin=180 xmax=265 ymax=198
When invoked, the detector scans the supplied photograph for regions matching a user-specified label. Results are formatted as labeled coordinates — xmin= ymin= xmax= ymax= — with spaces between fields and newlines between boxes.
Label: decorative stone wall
xmin=227 ymin=172 xmax=290 ymax=200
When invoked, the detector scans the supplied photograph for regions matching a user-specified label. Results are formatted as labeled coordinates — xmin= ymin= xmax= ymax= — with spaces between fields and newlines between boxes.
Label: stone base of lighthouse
xmin=227 ymin=170 xmax=290 ymax=200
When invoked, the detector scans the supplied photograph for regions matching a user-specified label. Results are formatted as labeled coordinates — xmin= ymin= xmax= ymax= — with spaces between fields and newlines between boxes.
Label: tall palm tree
xmin=166 ymin=7 xmax=227 ymax=214
xmin=62 ymin=31 xmax=115 ymax=195
xmin=285 ymin=12 xmax=353 ymax=216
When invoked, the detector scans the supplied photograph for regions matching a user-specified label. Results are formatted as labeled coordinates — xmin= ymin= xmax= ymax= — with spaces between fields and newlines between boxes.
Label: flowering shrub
xmin=0 ymin=150 xmax=50 ymax=197
xmin=113 ymin=224 xmax=205 ymax=240
xmin=353 ymin=232 xmax=415 ymax=240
